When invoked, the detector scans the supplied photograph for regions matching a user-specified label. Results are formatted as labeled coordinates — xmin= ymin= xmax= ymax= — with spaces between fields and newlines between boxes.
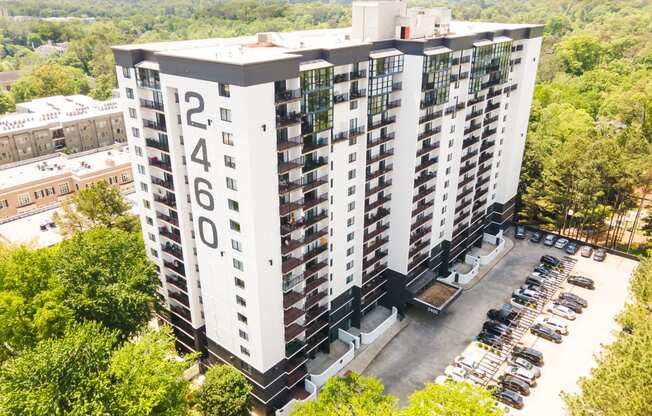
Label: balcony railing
xmin=143 ymin=119 xmax=166 ymax=132
xmin=157 ymin=211 xmax=179 ymax=227
xmin=303 ymin=156 xmax=328 ymax=173
xmin=391 ymin=82 xmax=402 ymax=92
xmin=368 ymin=116 xmax=396 ymax=130
xmin=365 ymin=194 xmax=391 ymax=211
xmin=277 ymin=135 xmax=303 ymax=152
xmin=151 ymin=176 xmax=174 ymax=191
xmin=363 ymin=237 xmax=389 ymax=256
xmin=275 ymin=89 xmax=301 ymax=104
xmin=350 ymin=88 xmax=367 ymax=99
xmin=350 ymin=69 xmax=367 ymax=80
xmin=459 ymin=162 xmax=477 ymax=176
xmin=164 ymin=260 xmax=185 ymax=276
xmin=333 ymin=92 xmax=349 ymax=104
xmin=463 ymin=135 xmax=480 ymax=149
xmin=162 ymin=243 xmax=183 ymax=261
xmin=419 ymin=110 xmax=443 ymax=124
xmin=415 ymin=157 xmax=437 ymax=173
xmin=410 ymin=226 xmax=432 ymax=244
xmin=364 ymin=207 xmax=390 ymax=227
xmin=418 ymin=126 xmax=441 ymax=141
xmin=333 ymin=73 xmax=350 ymax=83
xmin=411 ymin=213 xmax=433 ymax=231
xmin=461 ymin=150 xmax=478 ymax=164
xmin=412 ymin=185 xmax=435 ymax=202
xmin=140 ymin=98 xmax=164 ymax=111
xmin=364 ymin=222 xmax=389 ymax=241
xmin=303 ymin=138 xmax=328 ymax=153
xmin=367 ymin=148 xmax=394 ymax=165
xmin=365 ymin=179 xmax=392 ymax=197
xmin=137 ymin=78 xmax=160 ymax=90
xmin=149 ymin=157 xmax=172 ymax=172
xmin=363 ymin=250 xmax=388 ymax=270
xmin=367 ymin=132 xmax=395 ymax=148
xmin=387 ymin=99 xmax=401 ymax=109
xmin=154 ymin=194 xmax=176 ymax=209
xmin=412 ymin=200 xmax=434 ymax=217
xmin=466 ymin=109 xmax=484 ymax=120
xmin=159 ymin=226 xmax=181 ymax=243
xmin=365 ymin=164 xmax=393 ymax=182
xmin=414 ymin=172 xmax=436 ymax=188
xmin=276 ymin=112 xmax=302 ymax=128
xmin=417 ymin=141 xmax=440 ymax=157
xmin=145 ymin=137 xmax=169 ymax=152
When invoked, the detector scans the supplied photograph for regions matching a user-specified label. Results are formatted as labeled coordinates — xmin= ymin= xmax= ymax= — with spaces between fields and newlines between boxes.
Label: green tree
xmin=401 ymin=381 xmax=503 ymax=416
xmin=197 ymin=365 xmax=252 ymax=416
xmin=90 ymin=73 xmax=115 ymax=100
xmin=0 ymin=91 xmax=15 ymax=114
xmin=556 ymin=34 xmax=603 ymax=76
xmin=53 ymin=227 xmax=158 ymax=339
xmin=290 ymin=373 xmax=398 ymax=416
xmin=109 ymin=326 xmax=196 ymax=416
xmin=10 ymin=62 xmax=89 ymax=103
xmin=0 ymin=321 xmax=117 ymax=416
xmin=53 ymin=180 xmax=138 ymax=236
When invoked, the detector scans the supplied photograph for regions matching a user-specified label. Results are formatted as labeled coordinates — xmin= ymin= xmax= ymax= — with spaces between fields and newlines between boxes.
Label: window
xmin=222 ymin=132 xmax=234 ymax=146
xmin=347 ymin=217 xmax=355 ymax=227
xmin=126 ymin=88 xmax=134 ymax=99
xmin=346 ymin=260 xmax=354 ymax=270
xmin=148 ymin=232 xmax=156 ymax=242
xmin=450 ymin=125 xmax=455 ymax=133
xmin=137 ymin=164 xmax=145 ymax=175
xmin=224 ymin=155 xmax=236 ymax=168
xmin=240 ymin=346 xmax=250 ymax=356
xmin=132 ymin=128 xmax=140 ymax=138
xmin=220 ymin=108 xmax=232 ymax=122
xmin=348 ymin=169 xmax=356 ymax=180
xmin=236 ymin=295 xmax=246 ymax=307
xmin=235 ymin=277 xmax=245 ymax=288
xmin=239 ymin=329 xmax=249 ymax=340
xmin=237 ymin=313 xmax=248 ymax=324
xmin=348 ymin=201 xmax=355 ymax=212
xmin=347 ymin=232 xmax=354 ymax=242
xmin=143 ymin=200 xmax=150 ymax=209
xmin=17 ymin=193 xmax=30 ymax=207
xmin=440 ymin=218 xmax=445 ymax=226
xmin=346 ymin=275 xmax=353 ymax=284
xmin=233 ymin=258 xmax=243 ymax=271
xmin=346 ymin=247 xmax=354 ymax=256
xmin=150 ymin=248 xmax=158 ymax=257
xmin=348 ymin=185 xmax=355 ymax=196
xmin=122 ymin=66 xmax=131 ymax=78
xmin=226 ymin=177 xmax=237 ymax=190
xmin=444 ymin=180 xmax=449 ymax=188
xmin=231 ymin=239 xmax=242 ymax=252
xmin=219 ymin=83 xmax=231 ymax=97
xmin=228 ymin=199 xmax=239 ymax=212
xmin=129 ymin=108 xmax=137 ymax=119
xmin=350 ymin=100 xmax=358 ymax=110
xmin=230 ymin=220 xmax=241 ymax=232
xmin=58 ymin=182 xmax=70 ymax=194
xmin=349 ymin=153 xmax=356 ymax=163
xmin=146 ymin=216 xmax=153 ymax=226
xmin=140 ymin=182 xmax=148 ymax=192
xmin=445 ymin=167 xmax=451 ymax=175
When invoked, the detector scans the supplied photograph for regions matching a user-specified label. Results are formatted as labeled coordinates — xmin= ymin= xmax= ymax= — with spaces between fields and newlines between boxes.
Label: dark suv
xmin=515 ymin=225 xmax=526 ymax=239
xmin=499 ymin=375 xmax=531 ymax=396
xmin=531 ymin=323 xmax=563 ymax=343
xmin=512 ymin=346 xmax=544 ymax=366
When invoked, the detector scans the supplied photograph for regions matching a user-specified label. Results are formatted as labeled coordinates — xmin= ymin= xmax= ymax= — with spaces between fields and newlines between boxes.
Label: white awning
xmin=135 ymin=60 xmax=160 ymax=71
xmin=369 ymin=48 xmax=403 ymax=59
xmin=472 ymin=39 xmax=493 ymax=47
xmin=300 ymin=59 xmax=333 ymax=71
xmin=424 ymin=46 xmax=452 ymax=56
xmin=493 ymin=35 xmax=513 ymax=44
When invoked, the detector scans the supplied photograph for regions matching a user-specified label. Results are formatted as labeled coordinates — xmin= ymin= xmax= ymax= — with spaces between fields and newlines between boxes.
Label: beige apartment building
xmin=0 ymin=95 xmax=127 ymax=166
xmin=0 ymin=144 xmax=134 ymax=221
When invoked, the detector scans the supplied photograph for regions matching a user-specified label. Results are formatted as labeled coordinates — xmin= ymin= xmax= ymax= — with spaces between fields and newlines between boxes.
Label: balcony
xmin=464 ymin=123 xmax=481 ymax=136
xmin=305 ymin=304 xmax=328 ymax=324
xmin=281 ymin=236 xmax=303 ymax=255
xmin=285 ymin=323 xmax=305 ymax=342
xmin=455 ymin=198 xmax=472 ymax=214
xmin=366 ymin=179 xmax=392 ymax=197
xmin=303 ymin=176 xmax=328 ymax=193
xmin=408 ymin=252 xmax=428 ymax=272
xmin=165 ymin=274 xmax=187 ymax=292
xmin=417 ymin=141 xmax=440 ymax=157
xmin=481 ymin=140 xmax=495 ymax=151
xmin=282 ymin=256 xmax=304 ymax=274
xmin=365 ymin=164 xmax=393 ymax=182
xmin=159 ymin=226 xmax=181 ymax=243
xmin=140 ymin=98 xmax=164 ymax=111
xmin=143 ymin=119 xmax=166 ymax=132
xmin=411 ymin=213 xmax=433 ymax=231
xmin=412 ymin=200 xmax=434 ymax=217
xmin=350 ymin=88 xmax=366 ymax=99
xmin=409 ymin=240 xmax=429 ymax=258
xmin=278 ymin=158 xmax=303 ymax=175
xmin=486 ymin=102 xmax=500 ymax=112
xmin=466 ymin=109 xmax=484 ymax=120
xmin=475 ymin=188 xmax=489 ymax=201
xmin=151 ymin=176 xmax=174 ymax=191
xmin=484 ymin=115 xmax=499 ymax=125
xmin=415 ymin=157 xmax=437 ymax=173
xmin=457 ymin=187 xmax=474 ymax=202
xmin=304 ymin=210 xmax=328 ymax=228
xmin=479 ymin=151 xmax=493 ymax=163
xmin=364 ymin=250 xmax=388 ymax=270
xmin=350 ymin=69 xmax=367 ymax=80
xmin=482 ymin=128 xmax=497 ymax=139
xmin=468 ymin=95 xmax=485 ymax=106
xmin=305 ymin=290 xmax=327 ymax=309
xmin=168 ymin=290 xmax=190 ymax=307
xmin=391 ymin=82 xmax=402 ymax=92
xmin=303 ymin=157 xmax=328 ymax=173
xmin=303 ymin=138 xmax=328 ymax=154
xmin=349 ymin=126 xmax=365 ymax=138
xmin=304 ymin=277 xmax=327 ymax=295
xmin=419 ymin=110 xmax=443 ymax=124
xmin=157 ymin=211 xmax=178 ymax=227
xmin=476 ymin=176 xmax=490 ymax=189
xmin=302 ymin=194 xmax=328 ymax=211
xmin=305 ymin=317 xmax=329 ymax=341
xmin=363 ymin=237 xmax=389 ymax=256
xmin=459 ymin=162 xmax=477 ymax=176
xmin=412 ymin=185 xmax=435 ymax=202
xmin=410 ymin=226 xmax=432 ymax=244
xmin=364 ymin=208 xmax=390 ymax=227
xmin=367 ymin=148 xmax=394 ymax=165
xmin=302 ymin=228 xmax=328 ymax=247
xmin=277 ymin=135 xmax=303 ymax=152
xmin=364 ymin=222 xmax=389 ymax=241
xmin=367 ymin=132 xmax=395 ymax=148
xmin=170 ymin=304 xmax=191 ymax=322
xmin=137 ymin=78 xmax=160 ymax=90
xmin=279 ymin=199 xmax=302 ymax=216
xmin=154 ymin=194 xmax=176 ymax=209
xmin=284 ymin=290 xmax=304 ymax=309
xmin=368 ymin=116 xmax=396 ymax=131
xmin=149 ymin=157 xmax=172 ymax=172
xmin=474 ymin=198 xmax=487 ymax=209
xmin=414 ymin=172 xmax=436 ymax=188
xmin=275 ymin=89 xmax=301 ymax=104
xmin=461 ymin=150 xmax=478 ymax=164
xmin=463 ymin=135 xmax=480 ymax=149
xmin=333 ymin=92 xmax=349 ymax=104
xmin=365 ymin=194 xmax=391 ymax=211
xmin=284 ymin=307 xmax=305 ymax=326
xmin=276 ymin=112 xmax=302 ymax=128
xmin=334 ymin=73 xmax=350 ymax=84
xmin=162 ymin=243 xmax=183 ymax=261
xmin=362 ymin=261 xmax=387 ymax=283
xmin=487 ymin=88 xmax=502 ymax=99
xmin=304 ymin=261 xmax=327 ymax=279
xmin=478 ymin=164 xmax=492 ymax=176
xmin=387 ymin=99 xmax=401 ymax=110
xmin=285 ymin=339 xmax=306 ymax=358
xmin=279 ymin=178 xmax=303 ymax=195
xmin=164 ymin=259 xmax=185 ymax=276
xmin=418 ymin=127 xmax=441 ymax=141
xmin=145 ymin=137 xmax=169 ymax=152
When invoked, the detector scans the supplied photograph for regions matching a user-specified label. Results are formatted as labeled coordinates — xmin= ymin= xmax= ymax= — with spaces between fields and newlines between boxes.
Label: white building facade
xmin=113 ymin=1 xmax=542 ymax=413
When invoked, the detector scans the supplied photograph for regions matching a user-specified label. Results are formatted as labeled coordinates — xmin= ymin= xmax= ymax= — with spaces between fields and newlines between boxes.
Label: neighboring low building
xmin=34 ymin=40 xmax=67 ymax=59
xmin=0 ymin=144 xmax=133 ymax=220
xmin=0 ymin=69 xmax=26 ymax=92
xmin=0 ymin=95 xmax=127 ymax=166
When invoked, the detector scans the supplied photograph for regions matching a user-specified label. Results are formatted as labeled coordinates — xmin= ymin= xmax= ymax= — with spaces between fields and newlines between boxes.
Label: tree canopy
xmin=196 ymin=365 xmax=252 ymax=416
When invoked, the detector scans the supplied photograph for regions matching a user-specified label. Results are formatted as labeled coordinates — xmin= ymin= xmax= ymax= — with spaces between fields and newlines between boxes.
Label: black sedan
xmin=478 ymin=331 xmax=504 ymax=349
xmin=565 ymin=242 xmax=578 ymax=254
xmin=530 ymin=231 xmax=542 ymax=243
xmin=531 ymin=323 xmax=563 ymax=343
xmin=568 ymin=275 xmax=595 ymax=290
xmin=540 ymin=255 xmax=561 ymax=267
xmin=487 ymin=308 xmax=520 ymax=326
xmin=512 ymin=346 xmax=544 ymax=366
xmin=493 ymin=388 xmax=524 ymax=409
xmin=483 ymin=320 xmax=513 ymax=337
xmin=499 ymin=375 xmax=531 ymax=396
xmin=559 ymin=292 xmax=588 ymax=307
xmin=554 ymin=298 xmax=583 ymax=314
xmin=515 ymin=225 xmax=526 ymax=239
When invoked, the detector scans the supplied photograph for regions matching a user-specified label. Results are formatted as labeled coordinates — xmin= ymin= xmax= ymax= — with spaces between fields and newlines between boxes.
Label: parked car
xmin=487 ymin=308 xmax=519 ymax=326
xmin=509 ymin=356 xmax=541 ymax=377
xmin=540 ymin=255 xmax=561 ymax=267
xmin=478 ymin=331 xmax=504 ymax=349
xmin=543 ymin=234 xmax=557 ymax=246
xmin=593 ymin=248 xmax=607 ymax=262
xmin=568 ymin=275 xmax=595 ymax=290
xmin=547 ymin=304 xmax=576 ymax=320
xmin=533 ymin=265 xmax=551 ymax=275
xmin=499 ymin=374 xmax=531 ymax=396
xmin=515 ymin=225 xmax=526 ymax=239
xmin=512 ymin=293 xmax=537 ymax=308
xmin=522 ymin=284 xmax=548 ymax=294
xmin=559 ymin=292 xmax=588 ymax=307
xmin=580 ymin=245 xmax=593 ymax=257
xmin=554 ymin=238 xmax=569 ymax=249
xmin=554 ymin=298 xmax=583 ymax=314
xmin=530 ymin=231 xmax=542 ymax=243
xmin=505 ymin=365 xmax=538 ymax=386
xmin=542 ymin=316 xmax=569 ymax=335
xmin=444 ymin=365 xmax=468 ymax=382
xmin=483 ymin=320 xmax=513 ymax=337
xmin=492 ymin=388 xmax=524 ymax=410
xmin=454 ymin=356 xmax=488 ymax=378
xmin=512 ymin=346 xmax=544 ymax=366
xmin=531 ymin=323 xmax=563 ymax=343
xmin=565 ymin=242 xmax=578 ymax=254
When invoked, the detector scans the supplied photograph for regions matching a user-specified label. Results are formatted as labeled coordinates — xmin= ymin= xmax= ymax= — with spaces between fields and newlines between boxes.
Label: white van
xmin=542 ymin=316 xmax=569 ymax=335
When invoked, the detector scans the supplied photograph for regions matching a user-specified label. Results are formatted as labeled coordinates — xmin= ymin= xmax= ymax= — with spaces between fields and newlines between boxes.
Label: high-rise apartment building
xmin=113 ymin=1 xmax=542 ymax=413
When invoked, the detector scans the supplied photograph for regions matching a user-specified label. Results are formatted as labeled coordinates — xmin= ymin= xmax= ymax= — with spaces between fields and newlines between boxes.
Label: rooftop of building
xmin=0 ymin=144 xmax=131 ymax=191
xmin=0 ymin=95 xmax=121 ymax=135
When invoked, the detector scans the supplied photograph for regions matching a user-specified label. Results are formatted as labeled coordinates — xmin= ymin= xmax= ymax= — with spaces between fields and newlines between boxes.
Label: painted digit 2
xmin=185 ymin=91 xmax=218 ymax=249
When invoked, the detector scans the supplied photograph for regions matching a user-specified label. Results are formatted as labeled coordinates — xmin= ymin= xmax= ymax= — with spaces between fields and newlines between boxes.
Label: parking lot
xmin=363 ymin=231 xmax=638 ymax=412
